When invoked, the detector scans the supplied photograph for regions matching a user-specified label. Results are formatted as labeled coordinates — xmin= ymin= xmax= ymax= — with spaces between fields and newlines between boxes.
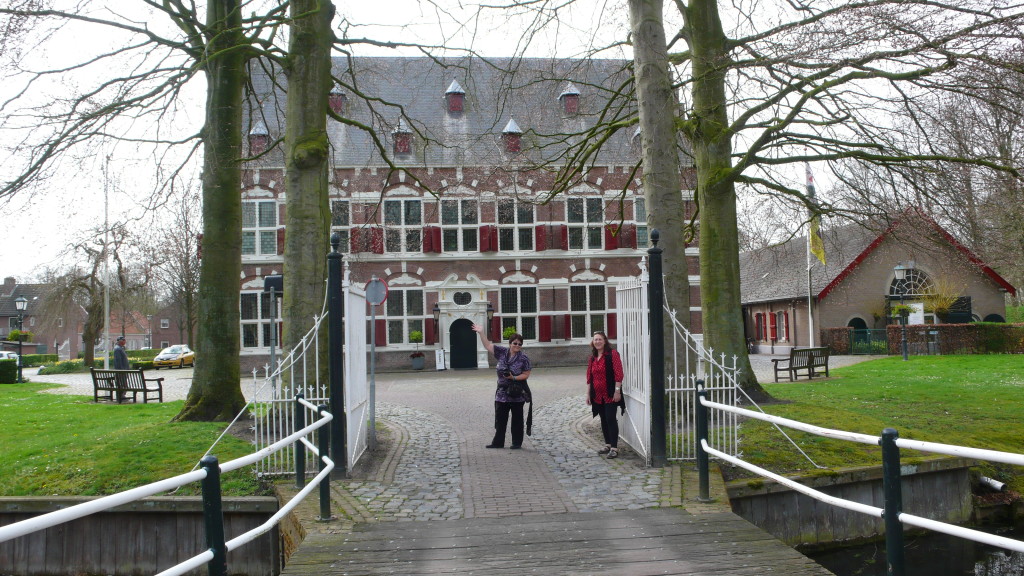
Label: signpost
xmin=365 ymin=277 xmax=388 ymax=449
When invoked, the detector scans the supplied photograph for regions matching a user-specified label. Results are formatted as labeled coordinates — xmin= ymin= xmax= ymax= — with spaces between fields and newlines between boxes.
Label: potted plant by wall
xmin=409 ymin=330 xmax=425 ymax=370
xmin=502 ymin=325 xmax=517 ymax=341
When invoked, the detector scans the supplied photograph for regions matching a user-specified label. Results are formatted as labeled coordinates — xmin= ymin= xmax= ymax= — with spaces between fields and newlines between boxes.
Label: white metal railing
xmin=0 ymin=397 xmax=334 ymax=576
xmin=696 ymin=388 xmax=1024 ymax=561
xmin=616 ymin=273 xmax=651 ymax=462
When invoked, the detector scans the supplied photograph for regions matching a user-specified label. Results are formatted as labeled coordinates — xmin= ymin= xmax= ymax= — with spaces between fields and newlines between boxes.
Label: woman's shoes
xmin=606 ymin=448 xmax=618 ymax=459
xmin=597 ymin=445 xmax=611 ymax=454
xmin=485 ymin=443 xmax=503 ymax=448
xmin=509 ymin=445 xmax=522 ymax=449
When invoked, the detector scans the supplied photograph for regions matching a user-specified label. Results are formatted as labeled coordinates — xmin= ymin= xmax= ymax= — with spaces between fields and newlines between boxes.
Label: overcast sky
xmin=0 ymin=0 xmax=632 ymax=283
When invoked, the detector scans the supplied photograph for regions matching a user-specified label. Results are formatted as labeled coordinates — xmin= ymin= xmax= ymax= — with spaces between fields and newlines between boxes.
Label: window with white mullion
xmin=500 ymin=286 xmax=538 ymax=340
xmin=242 ymin=200 xmax=278 ymax=255
xmin=384 ymin=199 xmax=423 ymax=252
xmin=569 ymin=284 xmax=607 ymax=338
xmin=383 ymin=288 xmax=425 ymax=344
xmin=440 ymin=199 xmax=478 ymax=252
xmin=497 ymin=198 xmax=535 ymax=251
xmin=330 ymin=200 xmax=351 ymax=253
xmin=567 ymin=197 xmax=604 ymax=250
xmin=240 ymin=291 xmax=280 ymax=348
xmin=634 ymin=196 xmax=649 ymax=248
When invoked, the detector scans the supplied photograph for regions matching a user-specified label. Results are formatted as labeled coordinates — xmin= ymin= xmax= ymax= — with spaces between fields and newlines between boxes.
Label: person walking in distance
xmin=113 ymin=336 xmax=130 ymax=370
xmin=586 ymin=331 xmax=625 ymax=458
xmin=472 ymin=323 xmax=532 ymax=449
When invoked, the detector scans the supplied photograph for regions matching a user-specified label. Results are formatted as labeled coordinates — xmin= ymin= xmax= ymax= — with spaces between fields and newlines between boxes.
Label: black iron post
xmin=327 ymin=233 xmax=348 ymax=478
xmin=648 ymin=230 xmax=667 ymax=467
xmin=14 ymin=295 xmax=26 ymax=383
xmin=199 ymin=455 xmax=228 ymax=576
xmin=317 ymin=404 xmax=332 ymax=521
xmin=294 ymin=393 xmax=306 ymax=489
xmin=696 ymin=383 xmax=711 ymax=502
xmin=881 ymin=428 xmax=906 ymax=576
xmin=900 ymin=296 xmax=909 ymax=362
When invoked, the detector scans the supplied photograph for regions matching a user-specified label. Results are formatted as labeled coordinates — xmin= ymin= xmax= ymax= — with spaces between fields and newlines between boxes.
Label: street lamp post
xmin=893 ymin=262 xmax=911 ymax=361
xmin=146 ymin=314 xmax=153 ymax=349
xmin=14 ymin=295 xmax=27 ymax=383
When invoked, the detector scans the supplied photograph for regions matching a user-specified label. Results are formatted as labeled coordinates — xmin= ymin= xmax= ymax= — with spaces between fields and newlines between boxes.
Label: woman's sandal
xmin=606 ymin=448 xmax=618 ymax=459
xmin=597 ymin=445 xmax=611 ymax=454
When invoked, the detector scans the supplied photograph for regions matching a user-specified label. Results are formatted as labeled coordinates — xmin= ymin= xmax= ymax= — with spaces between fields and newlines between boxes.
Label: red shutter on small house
xmin=769 ymin=313 xmax=778 ymax=341
xmin=277 ymin=228 xmax=285 ymax=255
xmin=539 ymin=316 xmax=552 ymax=342
xmin=607 ymin=313 xmax=617 ymax=340
xmin=604 ymin=225 xmax=619 ymax=250
xmin=375 ymin=319 xmax=386 ymax=346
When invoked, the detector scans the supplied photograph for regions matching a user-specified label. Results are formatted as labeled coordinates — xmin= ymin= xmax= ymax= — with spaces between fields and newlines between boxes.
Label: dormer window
xmin=328 ymin=88 xmax=345 ymax=115
xmin=559 ymin=83 xmax=581 ymax=115
xmin=249 ymin=121 xmax=269 ymax=155
xmin=445 ymin=79 xmax=465 ymax=114
xmin=502 ymin=118 xmax=522 ymax=154
xmin=393 ymin=117 xmax=412 ymax=155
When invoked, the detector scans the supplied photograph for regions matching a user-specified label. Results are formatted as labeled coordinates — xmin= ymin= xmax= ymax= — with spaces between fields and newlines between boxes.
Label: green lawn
xmin=737 ymin=355 xmax=1024 ymax=490
xmin=0 ymin=382 xmax=263 ymax=497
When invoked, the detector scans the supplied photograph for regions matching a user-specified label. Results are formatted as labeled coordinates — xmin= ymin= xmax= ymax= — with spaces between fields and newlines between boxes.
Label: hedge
xmin=822 ymin=323 xmax=1024 ymax=355
xmin=0 ymin=359 xmax=16 ymax=383
xmin=21 ymin=354 xmax=58 ymax=367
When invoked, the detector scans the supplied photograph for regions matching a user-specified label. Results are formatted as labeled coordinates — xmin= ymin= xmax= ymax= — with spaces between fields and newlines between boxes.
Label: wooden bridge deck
xmin=280 ymin=508 xmax=834 ymax=575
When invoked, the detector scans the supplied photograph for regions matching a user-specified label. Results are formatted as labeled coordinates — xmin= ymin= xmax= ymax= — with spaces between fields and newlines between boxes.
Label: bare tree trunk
xmin=175 ymin=0 xmax=247 ymax=421
xmin=685 ymin=0 xmax=767 ymax=399
xmin=283 ymin=0 xmax=335 ymax=386
xmin=629 ymin=0 xmax=692 ymax=336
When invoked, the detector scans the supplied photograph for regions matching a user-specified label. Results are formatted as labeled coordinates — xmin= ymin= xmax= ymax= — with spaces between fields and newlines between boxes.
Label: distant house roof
xmin=739 ymin=212 xmax=1017 ymax=304
xmin=0 ymin=278 xmax=47 ymax=317
xmin=245 ymin=56 xmax=685 ymax=169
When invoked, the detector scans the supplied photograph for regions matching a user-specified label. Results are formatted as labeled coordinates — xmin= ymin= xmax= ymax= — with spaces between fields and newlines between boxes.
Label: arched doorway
xmin=449 ymin=318 xmax=478 ymax=369
xmin=847 ymin=318 xmax=868 ymax=330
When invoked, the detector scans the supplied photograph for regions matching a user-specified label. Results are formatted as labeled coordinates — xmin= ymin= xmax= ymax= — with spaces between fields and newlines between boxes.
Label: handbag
xmin=507 ymin=378 xmax=525 ymax=399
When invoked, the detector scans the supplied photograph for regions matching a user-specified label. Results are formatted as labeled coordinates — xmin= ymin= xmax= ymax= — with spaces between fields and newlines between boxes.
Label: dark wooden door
xmin=449 ymin=319 xmax=477 ymax=369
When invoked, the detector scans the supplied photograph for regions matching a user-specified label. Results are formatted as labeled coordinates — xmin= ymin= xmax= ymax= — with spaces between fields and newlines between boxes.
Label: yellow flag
xmin=809 ymin=215 xmax=826 ymax=265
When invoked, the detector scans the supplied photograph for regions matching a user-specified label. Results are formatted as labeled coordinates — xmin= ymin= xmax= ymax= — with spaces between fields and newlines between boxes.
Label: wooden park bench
xmin=771 ymin=347 xmax=831 ymax=382
xmin=90 ymin=367 xmax=164 ymax=403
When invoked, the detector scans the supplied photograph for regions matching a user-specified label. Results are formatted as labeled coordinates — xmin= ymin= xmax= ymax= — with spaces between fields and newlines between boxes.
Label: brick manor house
xmin=240 ymin=57 xmax=699 ymax=370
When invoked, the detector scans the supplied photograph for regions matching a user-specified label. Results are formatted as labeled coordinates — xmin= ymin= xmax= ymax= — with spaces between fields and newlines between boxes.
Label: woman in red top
xmin=586 ymin=331 xmax=625 ymax=459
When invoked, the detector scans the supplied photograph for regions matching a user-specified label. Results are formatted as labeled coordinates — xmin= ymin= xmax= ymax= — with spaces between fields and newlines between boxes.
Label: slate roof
xmin=0 ymin=281 xmax=47 ymax=318
xmin=739 ymin=222 xmax=879 ymax=304
xmin=245 ymin=56 xmax=669 ymax=168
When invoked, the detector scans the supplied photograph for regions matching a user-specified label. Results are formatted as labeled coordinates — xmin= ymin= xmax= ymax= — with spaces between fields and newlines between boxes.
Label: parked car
xmin=152 ymin=345 xmax=195 ymax=369
xmin=0 ymin=351 xmax=18 ymax=361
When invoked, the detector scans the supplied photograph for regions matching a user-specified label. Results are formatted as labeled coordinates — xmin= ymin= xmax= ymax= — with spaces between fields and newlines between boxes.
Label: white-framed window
xmin=242 ymin=200 xmax=278 ymax=255
xmin=29 ymin=317 xmax=35 ymax=327
xmin=161 ymin=340 xmax=170 ymax=349
xmin=240 ymin=291 xmax=281 ymax=348
xmin=634 ymin=197 xmax=649 ymax=248
xmin=570 ymin=284 xmax=607 ymax=338
xmin=500 ymin=286 xmax=538 ymax=340
xmin=7 ymin=318 xmax=16 ymax=329
xmin=440 ymin=199 xmax=478 ymax=252
xmin=567 ymin=197 xmax=604 ymax=250
xmin=384 ymin=199 xmax=422 ymax=252
xmin=383 ymin=288 xmax=424 ymax=344
xmin=331 ymin=200 xmax=351 ymax=253
xmin=161 ymin=318 xmax=170 ymax=329
xmin=497 ymin=198 xmax=535 ymax=251
xmin=57 ymin=317 xmax=64 ymax=328
xmin=774 ymin=311 xmax=789 ymax=341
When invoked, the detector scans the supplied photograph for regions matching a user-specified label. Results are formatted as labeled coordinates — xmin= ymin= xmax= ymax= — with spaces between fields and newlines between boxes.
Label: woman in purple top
xmin=472 ymin=323 xmax=532 ymax=449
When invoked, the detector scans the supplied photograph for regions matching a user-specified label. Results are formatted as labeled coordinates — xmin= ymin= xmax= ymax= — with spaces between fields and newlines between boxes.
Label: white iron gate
xmin=614 ymin=263 xmax=739 ymax=463
xmin=254 ymin=271 xmax=369 ymax=475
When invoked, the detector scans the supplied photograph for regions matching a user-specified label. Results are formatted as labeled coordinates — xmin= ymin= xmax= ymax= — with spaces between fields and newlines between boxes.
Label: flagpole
xmin=807 ymin=229 xmax=815 ymax=347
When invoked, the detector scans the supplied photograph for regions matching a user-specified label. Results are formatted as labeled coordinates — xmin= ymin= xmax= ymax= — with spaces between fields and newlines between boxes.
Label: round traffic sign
xmin=366 ymin=277 xmax=388 ymax=305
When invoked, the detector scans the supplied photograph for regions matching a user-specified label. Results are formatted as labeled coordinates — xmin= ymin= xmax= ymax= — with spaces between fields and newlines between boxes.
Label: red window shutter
xmin=604 ymin=225 xmax=619 ymax=250
xmin=535 ymin=224 xmax=548 ymax=251
xmin=479 ymin=225 xmax=497 ymax=252
xmin=375 ymin=319 xmax=386 ymax=346
xmin=371 ymin=228 xmax=384 ymax=254
xmin=277 ymin=228 xmax=285 ymax=255
xmin=769 ymin=313 xmax=778 ymax=340
xmin=425 ymin=318 xmax=436 ymax=345
xmin=784 ymin=312 xmax=790 ymax=340
xmin=558 ymin=224 xmax=569 ymax=250
xmin=539 ymin=315 xmax=552 ymax=342
xmin=563 ymin=314 xmax=571 ymax=340
xmin=621 ymin=223 xmax=637 ymax=249
xmin=490 ymin=317 xmax=501 ymax=342
xmin=607 ymin=313 xmax=617 ymax=340
xmin=350 ymin=228 xmax=363 ymax=253
xmin=422 ymin=227 xmax=433 ymax=253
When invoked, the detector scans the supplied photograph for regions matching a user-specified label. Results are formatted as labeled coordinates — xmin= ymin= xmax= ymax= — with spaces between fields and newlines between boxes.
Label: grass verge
xmin=734 ymin=355 xmax=1024 ymax=491
xmin=0 ymin=382 xmax=264 ymax=497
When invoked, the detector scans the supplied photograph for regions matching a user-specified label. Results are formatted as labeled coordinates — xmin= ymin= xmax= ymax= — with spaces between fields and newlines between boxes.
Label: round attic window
xmin=453 ymin=292 xmax=472 ymax=305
